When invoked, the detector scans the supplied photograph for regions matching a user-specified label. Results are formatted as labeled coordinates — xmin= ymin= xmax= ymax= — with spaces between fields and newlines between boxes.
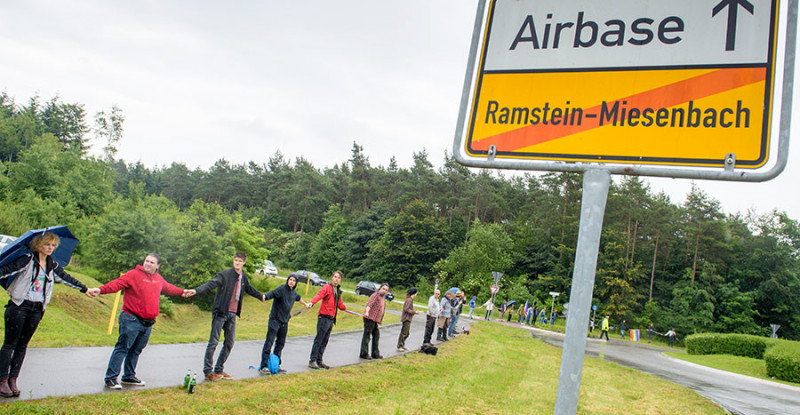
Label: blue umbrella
xmin=0 ymin=226 xmax=79 ymax=289
xmin=505 ymin=300 xmax=518 ymax=307
xmin=447 ymin=287 xmax=459 ymax=295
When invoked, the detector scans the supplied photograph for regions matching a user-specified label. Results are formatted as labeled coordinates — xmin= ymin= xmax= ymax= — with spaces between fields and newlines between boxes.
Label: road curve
xmin=517 ymin=322 xmax=800 ymax=415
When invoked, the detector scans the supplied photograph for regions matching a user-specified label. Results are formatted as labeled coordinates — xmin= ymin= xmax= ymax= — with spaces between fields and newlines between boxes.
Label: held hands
xmin=305 ymin=302 xmax=313 ymax=309
xmin=261 ymin=294 xmax=266 ymax=302
xmin=182 ymin=289 xmax=197 ymax=298
xmin=86 ymin=287 xmax=101 ymax=297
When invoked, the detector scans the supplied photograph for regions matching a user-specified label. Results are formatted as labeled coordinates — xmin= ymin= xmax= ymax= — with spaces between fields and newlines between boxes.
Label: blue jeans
xmin=448 ymin=314 xmax=459 ymax=336
xmin=204 ymin=312 xmax=237 ymax=375
xmin=105 ymin=311 xmax=152 ymax=381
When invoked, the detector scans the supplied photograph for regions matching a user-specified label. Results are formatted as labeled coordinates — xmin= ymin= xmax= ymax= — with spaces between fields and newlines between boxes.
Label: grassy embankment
xmin=0 ymin=269 xmax=399 ymax=348
xmin=3 ymin=322 xmax=725 ymax=415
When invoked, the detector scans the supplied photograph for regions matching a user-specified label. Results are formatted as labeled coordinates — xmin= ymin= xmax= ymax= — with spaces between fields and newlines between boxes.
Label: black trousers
xmin=0 ymin=300 xmax=44 ymax=379
xmin=423 ymin=315 xmax=436 ymax=344
xmin=260 ymin=319 xmax=288 ymax=369
xmin=309 ymin=315 xmax=335 ymax=363
xmin=360 ymin=318 xmax=380 ymax=358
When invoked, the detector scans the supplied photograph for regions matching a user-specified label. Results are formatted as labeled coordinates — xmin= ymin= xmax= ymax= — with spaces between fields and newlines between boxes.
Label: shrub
xmin=765 ymin=342 xmax=800 ymax=383
xmin=686 ymin=333 xmax=767 ymax=359
xmin=159 ymin=295 xmax=175 ymax=318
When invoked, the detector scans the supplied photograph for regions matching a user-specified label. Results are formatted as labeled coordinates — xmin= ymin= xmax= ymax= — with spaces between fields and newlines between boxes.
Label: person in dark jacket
xmin=184 ymin=251 xmax=264 ymax=382
xmin=259 ymin=273 xmax=308 ymax=373
xmin=0 ymin=232 xmax=89 ymax=397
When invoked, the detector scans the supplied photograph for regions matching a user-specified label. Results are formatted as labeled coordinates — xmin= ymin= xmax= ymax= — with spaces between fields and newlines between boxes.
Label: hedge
xmin=685 ymin=333 xmax=767 ymax=359
xmin=765 ymin=342 xmax=800 ymax=383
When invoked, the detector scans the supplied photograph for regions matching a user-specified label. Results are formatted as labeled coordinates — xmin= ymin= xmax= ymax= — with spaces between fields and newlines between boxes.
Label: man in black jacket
xmin=184 ymin=252 xmax=264 ymax=382
xmin=259 ymin=273 xmax=309 ymax=373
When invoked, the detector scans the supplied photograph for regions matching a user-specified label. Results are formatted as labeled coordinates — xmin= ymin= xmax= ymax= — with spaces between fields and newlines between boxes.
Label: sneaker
xmin=258 ymin=368 xmax=271 ymax=375
xmin=278 ymin=368 xmax=288 ymax=373
xmin=397 ymin=347 xmax=405 ymax=352
xmin=204 ymin=373 xmax=222 ymax=382
xmin=359 ymin=355 xmax=372 ymax=360
xmin=372 ymin=355 xmax=384 ymax=359
xmin=219 ymin=372 xmax=233 ymax=380
xmin=104 ymin=378 xmax=122 ymax=390
xmin=121 ymin=377 xmax=146 ymax=386
xmin=317 ymin=362 xmax=330 ymax=369
xmin=308 ymin=361 xmax=320 ymax=369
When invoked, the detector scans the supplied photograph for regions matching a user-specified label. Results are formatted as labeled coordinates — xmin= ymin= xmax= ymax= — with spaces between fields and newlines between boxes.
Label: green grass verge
xmin=3 ymin=323 xmax=724 ymax=414
xmin=0 ymin=270 xmax=399 ymax=348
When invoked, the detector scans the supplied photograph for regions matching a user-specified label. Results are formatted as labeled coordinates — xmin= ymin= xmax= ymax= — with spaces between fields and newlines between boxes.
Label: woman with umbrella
xmin=0 ymin=231 xmax=89 ymax=397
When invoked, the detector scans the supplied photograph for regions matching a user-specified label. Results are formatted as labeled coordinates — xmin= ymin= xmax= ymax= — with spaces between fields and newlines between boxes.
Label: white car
xmin=256 ymin=260 xmax=278 ymax=277
xmin=0 ymin=234 xmax=16 ymax=252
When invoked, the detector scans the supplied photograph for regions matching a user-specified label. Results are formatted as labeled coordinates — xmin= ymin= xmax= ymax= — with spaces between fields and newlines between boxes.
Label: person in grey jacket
xmin=184 ymin=251 xmax=264 ymax=382
xmin=422 ymin=289 xmax=440 ymax=345
xmin=0 ymin=232 xmax=89 ymax=397
xmin=437 ymin=291 xmax=453 ymax=342
xmin=259 ymin=273 xmax=308 ymax=373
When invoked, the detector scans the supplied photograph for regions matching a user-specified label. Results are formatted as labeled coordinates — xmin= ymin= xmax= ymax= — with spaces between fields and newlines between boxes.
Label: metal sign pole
xmin=548 ymin=292 xmax=559 ymax=325
xmin=554 ymin=169 xmax=611 ymax=415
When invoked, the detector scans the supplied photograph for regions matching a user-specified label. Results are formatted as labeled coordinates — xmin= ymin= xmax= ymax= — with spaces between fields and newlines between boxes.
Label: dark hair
xmin=146 ymin=253 xmax=162 ymax=265
xmin=406 ymin=287 xmax=418 ymax=297
xmin=235 ymin=251 xmax=247 ymax=261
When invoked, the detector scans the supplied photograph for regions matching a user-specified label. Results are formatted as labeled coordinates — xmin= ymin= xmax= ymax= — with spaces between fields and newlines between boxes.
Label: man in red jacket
xmin=306 ymin=270 xmax=346 ymax=369
xmin=87 ymin=253 xmax=187 ymax=390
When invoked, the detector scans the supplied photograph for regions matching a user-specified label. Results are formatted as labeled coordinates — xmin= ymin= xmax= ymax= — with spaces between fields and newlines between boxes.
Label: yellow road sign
xmin=455 ymin=0 xmax=793 ymax=176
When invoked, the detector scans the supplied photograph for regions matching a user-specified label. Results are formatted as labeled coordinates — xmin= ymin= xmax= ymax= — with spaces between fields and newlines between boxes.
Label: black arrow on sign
xmin=713 ymin=0 xmax=755 ymax=51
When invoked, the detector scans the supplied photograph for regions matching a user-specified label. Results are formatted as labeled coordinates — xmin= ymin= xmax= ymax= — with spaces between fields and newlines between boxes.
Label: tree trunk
xmin=649 ymin=234 xmax=659 ymax=302
xmin=560 ymin=179 xmax=568 ymax=245
xmin=691 ymin=232 xmax=700 ymax=283
xmin=624 ymin=214 xmax=632 ymax=271
xmin=629 ymin=219 xmax=639 ymax=269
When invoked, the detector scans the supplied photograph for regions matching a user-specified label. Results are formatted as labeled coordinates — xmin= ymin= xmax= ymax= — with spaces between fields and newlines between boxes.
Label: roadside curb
xmin=661 ymin=353 xmax=800 ymax=393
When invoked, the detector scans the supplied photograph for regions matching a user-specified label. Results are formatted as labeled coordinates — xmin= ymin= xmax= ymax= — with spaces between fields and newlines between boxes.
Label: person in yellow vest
xmin=599 ymin=316 xmax=610 ymax=341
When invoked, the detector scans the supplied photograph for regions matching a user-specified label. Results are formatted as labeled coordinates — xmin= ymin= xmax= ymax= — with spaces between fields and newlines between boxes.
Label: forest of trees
xmin=2 ymin=93 xmax=799 ymax=340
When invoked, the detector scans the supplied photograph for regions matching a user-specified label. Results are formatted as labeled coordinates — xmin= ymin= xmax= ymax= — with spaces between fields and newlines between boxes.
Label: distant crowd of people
xmin=597 ymin=316 xmax=677 ymax=346
xmin=474 ymin=298 xmax=558 ymax=327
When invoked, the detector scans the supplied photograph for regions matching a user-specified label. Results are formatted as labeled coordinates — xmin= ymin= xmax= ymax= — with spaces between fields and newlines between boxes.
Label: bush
xmin=765 ymin=342 xmax=800 ymax=383
xmin=686 ymin=333 xmax=767 ymax=359
xmin=159 ymin=295 xmax=175 ymax=318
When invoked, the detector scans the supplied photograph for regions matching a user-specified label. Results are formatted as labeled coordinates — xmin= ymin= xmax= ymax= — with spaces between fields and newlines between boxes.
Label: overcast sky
xmin=2 ymin=0 xmax=799 ymax=220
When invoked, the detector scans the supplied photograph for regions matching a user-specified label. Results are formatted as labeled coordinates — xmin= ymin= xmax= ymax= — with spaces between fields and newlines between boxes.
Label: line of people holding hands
xmin=0 ymin=234 xmax=410 ymax=396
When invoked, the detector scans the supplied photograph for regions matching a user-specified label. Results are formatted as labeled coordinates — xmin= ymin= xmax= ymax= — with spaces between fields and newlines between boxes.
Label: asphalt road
xmin=5 ymin=307 xmax=466 ymax=401
xmin=519 ymin=323 xmax=800 ymax=415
